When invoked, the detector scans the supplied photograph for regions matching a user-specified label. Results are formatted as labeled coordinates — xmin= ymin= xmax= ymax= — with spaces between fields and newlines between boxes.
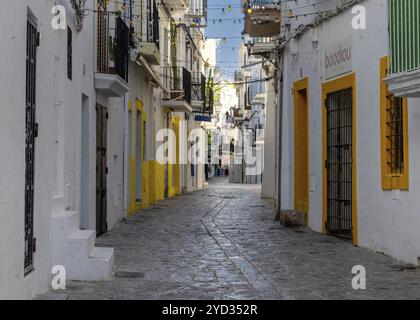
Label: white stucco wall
xmin=281 ymin=0 xmax=420 ymax=264
xmin=262 ymin=78 xmax=277 ymax=198
xmin=0 ymin=0 xmax=100 ymax=299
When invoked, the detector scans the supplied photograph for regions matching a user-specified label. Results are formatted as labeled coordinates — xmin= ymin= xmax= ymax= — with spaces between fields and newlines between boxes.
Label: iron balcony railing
xmin=244 ymin=0 xmax=279 ymax=9
xmin=162 ymin=67 xmax=192 ymax=105
xmin=147 ymin=0 xmax=160 ymax=47
xmin=187 ymin=0 xmax=208 ymax=19
xmin=253 ymin=36 xmax=274 ymax=44
xmin=388 ymin=0 xmax=420 ymax=75
xmin=192 ymin=72 xmax=206 ymax=102
xmin=97 ymin=10 xmax=129 ymax=81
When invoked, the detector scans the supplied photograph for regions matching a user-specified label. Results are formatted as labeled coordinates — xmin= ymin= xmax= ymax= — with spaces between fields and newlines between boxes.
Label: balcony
xmin=96 ymin=12 xmax=129 ymax=97
xmin=234 ymin=71 xmax=244 ymax=82
xmin=385 ymin=0 xmax=420 ymax=97
xmin=139 ymin=0 xmax=160 ymax=66
xmin=191 ymin=72 xmax=206 ymax=111
xmin=251 ymin=93 xmax=266 ymax=106
xmin=185 ymin=0 xmax=207 ymax=19
xmin=386 ymin=70 xmax=420 ymax=98
xmin=162 ymin=67 xmax=192 ymax=112
xmin=250 ymin=37 xmax=276 ymax=57
xmin=243 ymin=1 xmax=281 ymax=38
xmin=158 ymin=0 xmax=188 ymax=12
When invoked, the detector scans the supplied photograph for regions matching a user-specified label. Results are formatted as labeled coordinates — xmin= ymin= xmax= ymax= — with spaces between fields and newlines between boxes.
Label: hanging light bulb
xmin=247 ymin=2 xmax=253 ymax=14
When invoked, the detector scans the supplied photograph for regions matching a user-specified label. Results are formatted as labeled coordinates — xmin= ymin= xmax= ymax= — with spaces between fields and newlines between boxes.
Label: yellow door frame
xmin=322 ymin=73 xmax=358 ymax=245
xmin=141 ymin=104 xmax=150 ymax=209
xmin=128 ymin=99 xmax=147 ymax=215
xmin=149 ymin=110 xmax=165 ymax=203
xmin=293 ymin=77 xmax=310 ymax=224
xmin=128 ymin=100 xmax=136 ymax=215
xmin=173 ymin=116 xmax=181 ymax=195
xmin=380 ymin=56 xmax=409 ymax=190
xmin=164 ymin=109 xmax=175 ymax=198
xmin=135 ymin=100 xmax=144 ymax=211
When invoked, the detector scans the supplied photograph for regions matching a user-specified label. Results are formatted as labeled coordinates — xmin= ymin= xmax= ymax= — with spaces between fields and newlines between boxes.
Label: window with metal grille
xmin=380 ymin=56 xmax=409 ymax=190
xmin=385 ymin=94 xmax=404 ymax=174
xmin=25 ymin=10 xmax=38 ymax=275
xmin=67 ymin=26 xmax=72 ymax=80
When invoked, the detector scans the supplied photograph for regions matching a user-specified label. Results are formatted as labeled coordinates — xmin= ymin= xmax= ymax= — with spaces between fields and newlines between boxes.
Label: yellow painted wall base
xmin=128 ymin=157 xmax=137 ymax=216
xmin=148 ymin=160 xmax=165 ymax=204
xmin=173 ymin=117 xmax=181 ymax=196
xmin=168 ymin=162 xmax=175 ymax=198
xmin=141 ymin=161 xmax=150 ymax=209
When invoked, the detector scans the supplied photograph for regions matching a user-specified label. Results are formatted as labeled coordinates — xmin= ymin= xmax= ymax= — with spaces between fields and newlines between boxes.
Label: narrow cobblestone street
xmin=39 ymin=178 xmax=420 ymax=300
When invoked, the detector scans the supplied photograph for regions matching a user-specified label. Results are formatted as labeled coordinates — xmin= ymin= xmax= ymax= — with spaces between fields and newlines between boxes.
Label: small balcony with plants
xmin=95 ymin=4 xmax=130 ymax=97
xmin=138 ymin=0 xmax=161 ymax=66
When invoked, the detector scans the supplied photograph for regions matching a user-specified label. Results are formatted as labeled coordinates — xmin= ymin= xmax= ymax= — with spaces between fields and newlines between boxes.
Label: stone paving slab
xmin=36 ymin=178 xmax=420 ymax=300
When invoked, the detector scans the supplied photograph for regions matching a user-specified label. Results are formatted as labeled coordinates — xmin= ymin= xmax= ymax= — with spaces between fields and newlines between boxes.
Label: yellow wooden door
xmin=294 ymin=78 xmax=309 ymax=216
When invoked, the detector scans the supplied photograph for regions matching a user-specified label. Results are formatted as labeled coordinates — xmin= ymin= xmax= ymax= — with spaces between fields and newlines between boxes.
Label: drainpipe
xmin=123 ymin=92 xmax=129 ymax=220
xmin=276 ymin=52 xmax=283 ymax=215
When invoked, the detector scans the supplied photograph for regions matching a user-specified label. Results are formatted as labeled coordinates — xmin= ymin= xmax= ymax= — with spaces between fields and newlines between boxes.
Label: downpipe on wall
xmin=276 ymin=52 xmax=284 ymax=215
xmin=123 ymin=92 xmax=129 ymax=220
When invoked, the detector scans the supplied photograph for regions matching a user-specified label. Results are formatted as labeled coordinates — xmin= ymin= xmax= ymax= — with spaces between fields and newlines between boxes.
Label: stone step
xmin=279 ymin=210 xmax=307 ymax=228
xmin=68 ymin=229 xmax=96 ymax=257
xmin=65 ymin=247 xmax=114 ymax=281
xmin=51 ymin=211 xmax=79 ymax=237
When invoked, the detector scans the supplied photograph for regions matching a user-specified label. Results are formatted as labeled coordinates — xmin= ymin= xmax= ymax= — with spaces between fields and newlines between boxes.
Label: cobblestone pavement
xmin=38 ymin=178 xmax=420 ymax=300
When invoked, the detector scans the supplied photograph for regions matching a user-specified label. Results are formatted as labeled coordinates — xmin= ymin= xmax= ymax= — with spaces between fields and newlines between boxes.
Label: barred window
xmin=380 ymin=56 xmax=409 ymax=190
xmin=385 ymin=94 xmax=404 ymax=174
xmin=67 ymin=27 xmax=72 ymax=80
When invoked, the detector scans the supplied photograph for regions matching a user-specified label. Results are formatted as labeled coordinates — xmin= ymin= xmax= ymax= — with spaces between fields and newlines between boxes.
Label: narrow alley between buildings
xmin=4 ymin=0 xmax=420 ymax=303
xmin=38 ymin=178 xmax=420 ymax=300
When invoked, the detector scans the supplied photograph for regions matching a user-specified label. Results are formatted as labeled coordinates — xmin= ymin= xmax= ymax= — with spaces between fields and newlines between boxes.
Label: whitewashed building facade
xmin=0 ymin=0 xmax=209 ymax=300
xmin=277 ymin=0 xmax=420 ymax=264
xmin=0 ymin=0 xmax=114 ymax=300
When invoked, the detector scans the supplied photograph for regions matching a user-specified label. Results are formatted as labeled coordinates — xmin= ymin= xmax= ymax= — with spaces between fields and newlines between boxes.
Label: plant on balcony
xmin=108 ymin=35 xmax=116 ymax=63
xmin=70 ymin=0 xmax=87 ymax=32
xmin=170 ymin=22 xmax=180 ymax=90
